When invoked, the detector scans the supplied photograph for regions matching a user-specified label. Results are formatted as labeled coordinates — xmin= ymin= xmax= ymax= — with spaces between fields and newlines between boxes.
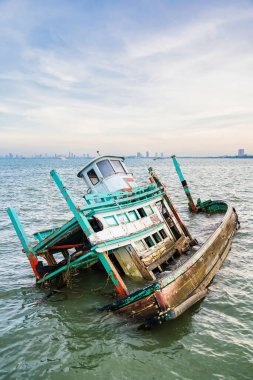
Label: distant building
xmin=146 ymin=151 xmax=149 ymax=158
xmin=160 ymin=152 xmax=164 ymax=158
xmin=137 ymin=152 xmax=142 ymax=158
xmin=238 ymin=149 xmax=245 ymax=157
xmin=155 ymin=152 xmax=158 ymax=158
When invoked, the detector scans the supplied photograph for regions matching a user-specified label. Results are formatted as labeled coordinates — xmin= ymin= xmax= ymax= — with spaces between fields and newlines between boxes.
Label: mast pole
xmin=171 ymin=155 xmax=198 ymax=213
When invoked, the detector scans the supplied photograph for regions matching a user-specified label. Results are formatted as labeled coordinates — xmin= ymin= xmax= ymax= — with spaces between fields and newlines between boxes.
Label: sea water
xmin=0 ymin=158 xmax=252 ymax=379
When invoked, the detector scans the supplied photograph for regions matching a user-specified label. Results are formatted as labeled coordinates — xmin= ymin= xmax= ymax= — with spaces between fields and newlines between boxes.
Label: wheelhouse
xmin=77 ymin=156 xmax=137 ymax=194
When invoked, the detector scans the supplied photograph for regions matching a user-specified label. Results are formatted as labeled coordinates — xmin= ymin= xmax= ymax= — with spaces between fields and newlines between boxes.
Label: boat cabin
xmin=77 ymin=156 xmax=137 ymax=194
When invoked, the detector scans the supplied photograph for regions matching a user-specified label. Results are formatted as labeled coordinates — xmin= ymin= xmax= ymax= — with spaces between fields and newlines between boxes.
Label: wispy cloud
xmin=0 ymin=0 xmax=253 ymax=155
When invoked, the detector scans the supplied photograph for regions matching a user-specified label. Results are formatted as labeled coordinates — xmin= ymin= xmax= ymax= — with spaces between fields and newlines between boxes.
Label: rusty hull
xmin=111 ymin=202 xmax=238 ymax=323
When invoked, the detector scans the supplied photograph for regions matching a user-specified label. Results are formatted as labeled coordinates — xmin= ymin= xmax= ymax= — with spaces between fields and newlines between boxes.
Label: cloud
xmin=0 ymin=0 xmax=253 ymax=155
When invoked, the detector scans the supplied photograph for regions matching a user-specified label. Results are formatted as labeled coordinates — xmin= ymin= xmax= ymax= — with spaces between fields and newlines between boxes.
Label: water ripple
xmin=0 ymin=158 xmax=252 ymax=379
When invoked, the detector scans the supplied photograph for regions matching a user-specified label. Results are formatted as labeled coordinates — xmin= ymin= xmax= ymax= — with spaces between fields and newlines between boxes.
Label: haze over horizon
xmin=1 ymin=0 xmax=253 ymax=156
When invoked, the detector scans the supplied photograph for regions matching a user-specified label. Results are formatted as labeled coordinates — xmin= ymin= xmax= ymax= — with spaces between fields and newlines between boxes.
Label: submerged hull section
xmin=104 ymin=202 xmax=239 ymax=327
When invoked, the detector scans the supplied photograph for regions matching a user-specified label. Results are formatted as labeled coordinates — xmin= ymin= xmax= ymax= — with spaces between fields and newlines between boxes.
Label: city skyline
xmin=0 ymin=148 xmax=253 ymax=159
xmin=1 ymin=1 xmax=253 ymax=155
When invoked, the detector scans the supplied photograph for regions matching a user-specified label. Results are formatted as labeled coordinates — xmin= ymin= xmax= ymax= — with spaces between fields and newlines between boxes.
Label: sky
xmin=0 ymin=0 xmax=253 ymax=156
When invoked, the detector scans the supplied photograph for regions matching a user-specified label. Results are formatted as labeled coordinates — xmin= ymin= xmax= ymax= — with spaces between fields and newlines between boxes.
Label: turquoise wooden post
xmin=51 ymin=170 xmax=128 ymax=297
xmin=7 ymin=208 xmax=40 ymax=279
xmin=50 ymin=170 xmax=94 ymax=236
xmin=7 ymin=208 xmax=31 ymax=253
xmin=148 ymin=167 xmax=193 ymax=240
xmin=97 ymin=252 xmax=129 ymax=297
xmin=171 ymin=155 xmax=198 ymax=213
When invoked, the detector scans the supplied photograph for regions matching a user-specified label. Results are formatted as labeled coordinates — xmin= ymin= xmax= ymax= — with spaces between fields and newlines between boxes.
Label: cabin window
xmin=159 ymin=229 xmax=168 ymax=239
xmin=104 ymin=216 xmax=118 ymax=226
xmin=97 ymin=160 xmax=115 ymax=178
xmin=117 ymin=213 xmax=129 ymax=223
xmin=144 ymin=236 xmax=155 ymax=248
xmin=137 ymin=208 xmax=146 ymax=218
xmin=152 ymin=232 xmax=162 ymax=244
xmin=135 ymin=240 xmax=146 ymax=252
xmin=111 ymin=160 xmax=126 ymax=174
xmin=128 ymin=210 xmax=138 ymax=221
xmin=87 ymin=169 xmax=99 ymax=185
xmin=145 ymin=205 xmax=154 ymax=216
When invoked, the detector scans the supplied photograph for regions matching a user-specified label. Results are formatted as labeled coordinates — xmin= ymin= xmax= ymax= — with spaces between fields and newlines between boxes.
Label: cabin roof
xmin=77 ymin=155 xmax=125 ymax=178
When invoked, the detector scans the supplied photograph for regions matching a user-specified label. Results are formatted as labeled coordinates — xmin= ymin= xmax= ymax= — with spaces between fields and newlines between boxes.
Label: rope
xmin=91 ymin=273 xmax=110 ymax=293
xmin=63 ymin=254 xmax=73 ymax=288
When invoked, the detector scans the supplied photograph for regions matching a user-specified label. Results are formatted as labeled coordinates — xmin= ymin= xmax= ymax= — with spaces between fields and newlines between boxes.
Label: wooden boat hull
xmin=104 ymin=201 xmax=239 ymax=327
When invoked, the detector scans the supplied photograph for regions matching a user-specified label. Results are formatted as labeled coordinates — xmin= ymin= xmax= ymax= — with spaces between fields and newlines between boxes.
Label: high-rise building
xmin=238 ymin=149 xmax=245 ymax=157
xmin=146 ymin=151 xmax=149 ymax=158
xmin=161 ymin=152 xmax=164 ymax=158
xmin=137 ymin=152 xmax=142 ymax=158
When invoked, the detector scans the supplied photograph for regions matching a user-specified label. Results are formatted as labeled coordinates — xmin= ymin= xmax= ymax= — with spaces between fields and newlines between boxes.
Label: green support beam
xmin=7 ymin=208 xmax=40 ymax=279
xmin=51 ymin=170 xmax=128 ymax=297
xmin=50 ymin=170 xmax=94 ymax=236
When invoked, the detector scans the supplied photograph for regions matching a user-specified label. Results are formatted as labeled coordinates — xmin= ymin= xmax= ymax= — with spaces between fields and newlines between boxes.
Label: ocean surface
xmin=0 ymin=157 xmax=252 ymax=380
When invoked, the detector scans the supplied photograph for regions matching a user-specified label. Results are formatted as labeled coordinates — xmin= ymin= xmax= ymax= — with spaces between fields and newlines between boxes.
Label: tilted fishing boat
xmin=7 ymin=155 xmax=239 ymax=328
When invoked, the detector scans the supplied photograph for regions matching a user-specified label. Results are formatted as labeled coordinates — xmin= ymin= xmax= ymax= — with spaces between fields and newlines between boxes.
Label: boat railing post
xmin=171 ymin=155 xmax=198 ymax=213
xmin=50 ymin=170 xmax=93 ymax=236
xmin=97 ymin=251 xmax=129 ymax=297
xmin=7 ymin=207 xmax=40 ymax=279
xmin=148 ymin=167 xmax=193 ymax=241
xmin=50 ymin=170 xmax=129 ymax=297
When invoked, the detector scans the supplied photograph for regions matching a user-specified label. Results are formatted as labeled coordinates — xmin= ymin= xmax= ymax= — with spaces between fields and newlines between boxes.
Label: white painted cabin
xmin=77 ymin=156 xmax=137 ymax=194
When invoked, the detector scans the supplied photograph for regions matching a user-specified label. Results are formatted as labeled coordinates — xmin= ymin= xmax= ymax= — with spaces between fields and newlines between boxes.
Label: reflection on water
xmin=0 ymin=158 xmax=252 ymax=379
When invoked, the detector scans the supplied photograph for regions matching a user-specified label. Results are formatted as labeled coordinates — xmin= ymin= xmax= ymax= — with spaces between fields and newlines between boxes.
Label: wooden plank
xmin=50 ymin=170 xmax=93 ymax=236
xmin=7 ymin=207 xmax=40 ymax=279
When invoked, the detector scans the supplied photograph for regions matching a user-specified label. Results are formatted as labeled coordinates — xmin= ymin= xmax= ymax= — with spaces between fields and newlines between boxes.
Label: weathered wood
xmin=171 ymin=155 xmax=198 ymax=213
xmin=128 ymin=247 xmax=155 ymax=281
xmin=148 ymin=167 xmax=193 ymax=240
xmin=113 ymin=247 xmax=143 ymax=279
xmin=50 ymin=170 xmax=94 ymax=236
xmin=107 ymin=203 xmax=238 ymax=323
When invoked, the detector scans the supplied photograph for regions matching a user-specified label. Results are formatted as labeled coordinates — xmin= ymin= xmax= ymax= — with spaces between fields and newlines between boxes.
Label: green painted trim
xmin=82 ymin=185 xmax=163 ymax=213
xmin=91 ymin=222 xmax=165 ymax=251
xmin=102 ymin=282 xmax=160 ymax=311
xmin=34 ymin=218 xmax=78 ymax=252
xmin=37 ymin=251 xmax=96 ymax=283
xmin=84 ymin=191 xmax=164 ymax=217
xmin=7 ymin=208 xmax=37 ymax=258
xmin=84 ymin=184 xmax=158 ymax=203
xmin=7 ymin=208 xmax=31 ymax=254
xmin=159 ymin=201 xmax=231 ymax=288
xmin=51 ymin=170 xmax=94 ymax=236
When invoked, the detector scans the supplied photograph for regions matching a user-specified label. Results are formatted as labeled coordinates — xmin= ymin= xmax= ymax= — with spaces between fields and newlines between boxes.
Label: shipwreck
xmin=7 ymin=155 xmax=239 ymax=328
